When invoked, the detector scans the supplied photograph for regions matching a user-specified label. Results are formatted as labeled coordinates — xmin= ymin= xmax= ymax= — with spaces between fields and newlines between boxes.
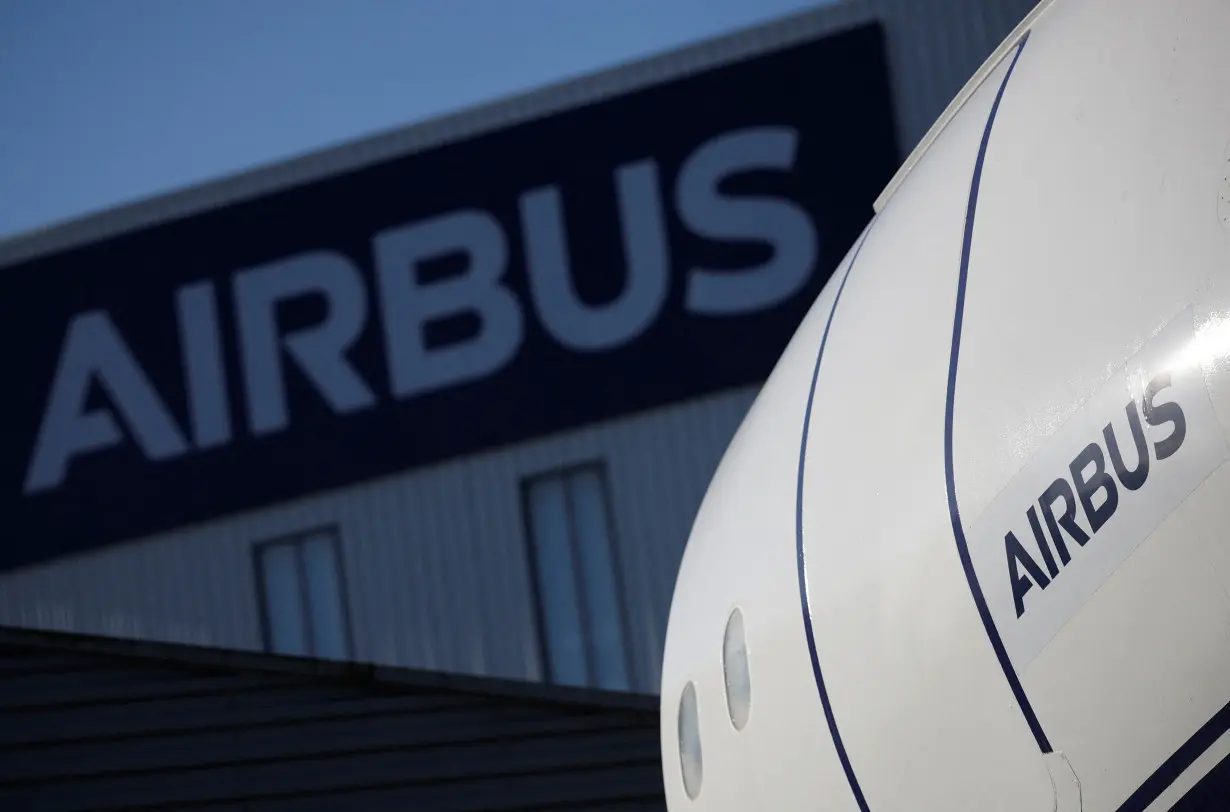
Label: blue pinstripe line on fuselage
xmin=943 ymin=30 xmax=1050 ymax=754
xmin=796 ymin=219 xmax=875 ymax=812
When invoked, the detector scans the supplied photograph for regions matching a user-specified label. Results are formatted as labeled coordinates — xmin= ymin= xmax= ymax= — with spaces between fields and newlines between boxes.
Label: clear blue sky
xmin=0 ymin=0 xmax=834 ymax=241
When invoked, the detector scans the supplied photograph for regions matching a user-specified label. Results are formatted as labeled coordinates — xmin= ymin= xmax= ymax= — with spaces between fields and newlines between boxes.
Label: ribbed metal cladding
xmin=0 ymin=387 xmax=758 ymax=693
xmin=0 ymin=0 xmax=1043 ymax=694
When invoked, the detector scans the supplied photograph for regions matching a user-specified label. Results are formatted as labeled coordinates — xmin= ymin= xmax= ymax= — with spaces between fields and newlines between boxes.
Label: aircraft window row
xmin=677 ymin=606 xmax=754 ymax=801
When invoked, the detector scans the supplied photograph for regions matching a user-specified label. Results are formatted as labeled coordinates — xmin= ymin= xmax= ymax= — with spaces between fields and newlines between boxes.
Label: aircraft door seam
xmin=943 ymin=29 xmax=1052 ymax=755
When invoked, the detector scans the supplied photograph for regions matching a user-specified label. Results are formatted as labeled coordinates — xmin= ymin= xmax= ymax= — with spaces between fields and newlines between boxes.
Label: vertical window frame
xmin=252 ymin=523 xmax=355 ymax=660
xmin=520 ymin=460 xmax=637 ymax=691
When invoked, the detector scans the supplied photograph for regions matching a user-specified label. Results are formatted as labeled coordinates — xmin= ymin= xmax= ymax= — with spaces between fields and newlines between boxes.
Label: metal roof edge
xmin=0 ymin=0 xmax=879 ymax=269
xmin=872 ymin=0 xmax=1057 ymax=213
xmin=0 ymin=624 xmax=660 ymax=712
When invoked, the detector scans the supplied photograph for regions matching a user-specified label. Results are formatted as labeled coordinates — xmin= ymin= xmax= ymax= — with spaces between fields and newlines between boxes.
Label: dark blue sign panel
xmin=0 ymin=22 xmax=898 ymax=571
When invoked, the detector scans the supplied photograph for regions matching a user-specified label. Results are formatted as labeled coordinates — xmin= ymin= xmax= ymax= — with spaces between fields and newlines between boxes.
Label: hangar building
xmin=0 ymin=0 xmax=1038 ymax=697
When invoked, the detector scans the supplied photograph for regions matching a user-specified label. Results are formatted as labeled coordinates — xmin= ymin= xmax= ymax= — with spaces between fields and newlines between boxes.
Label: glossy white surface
xmin=660 ymin=0 xmax=1230 ymax=809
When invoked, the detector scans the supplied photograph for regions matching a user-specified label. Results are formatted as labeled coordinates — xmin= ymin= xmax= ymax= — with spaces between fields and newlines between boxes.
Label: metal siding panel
xmin=0 ymin=703 xmax=647 ymax=783
xmin=244 ymin=767 xmax=667 ymax=812
xmin=0 ymin=388 xmax=760 ymax=692
xmin=0 ymin=690 xmax=471 ymax=747
xmin=232 ymin=766 xmax=666 ymax=812
xmin=0 ymin=636 xmax=665 ymax=812
xmin=0 ymin=668 xmax=282 ymax=710
xmin=0 ymin=725 xmax=659 ymax=811
xmin=0 ymin=532 xmax=260 ymax=651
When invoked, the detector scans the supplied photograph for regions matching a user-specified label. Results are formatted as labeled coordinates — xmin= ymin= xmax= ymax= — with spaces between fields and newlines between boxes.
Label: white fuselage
xmin=659 ymin=0 xmax=1230 ymax=809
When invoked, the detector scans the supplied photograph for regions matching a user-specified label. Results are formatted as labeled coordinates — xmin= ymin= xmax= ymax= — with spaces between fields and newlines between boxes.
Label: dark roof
xmin=0 ymin=625 xmax=665 ymax=812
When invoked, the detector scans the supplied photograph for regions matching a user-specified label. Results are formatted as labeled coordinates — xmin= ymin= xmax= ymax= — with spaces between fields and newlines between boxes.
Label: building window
xmin=254 ymin=527 xmax=351 ymax=660
xmin=522 ymin=462 xmax=632 ymax=692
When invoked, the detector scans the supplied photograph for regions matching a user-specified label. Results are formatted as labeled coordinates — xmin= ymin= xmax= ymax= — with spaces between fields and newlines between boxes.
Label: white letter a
xmin=24 ymin=311 xmax=188 ymax=495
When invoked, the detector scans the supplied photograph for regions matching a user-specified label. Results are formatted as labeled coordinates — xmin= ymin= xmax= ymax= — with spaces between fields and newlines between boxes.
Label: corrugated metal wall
xmin=0 ymin=626 xmax=665 ymax=812
xmin=0 ymin=387 xmax=757 ymax=693
xmin=0 ymin=0 xmax=1041 ymax=693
